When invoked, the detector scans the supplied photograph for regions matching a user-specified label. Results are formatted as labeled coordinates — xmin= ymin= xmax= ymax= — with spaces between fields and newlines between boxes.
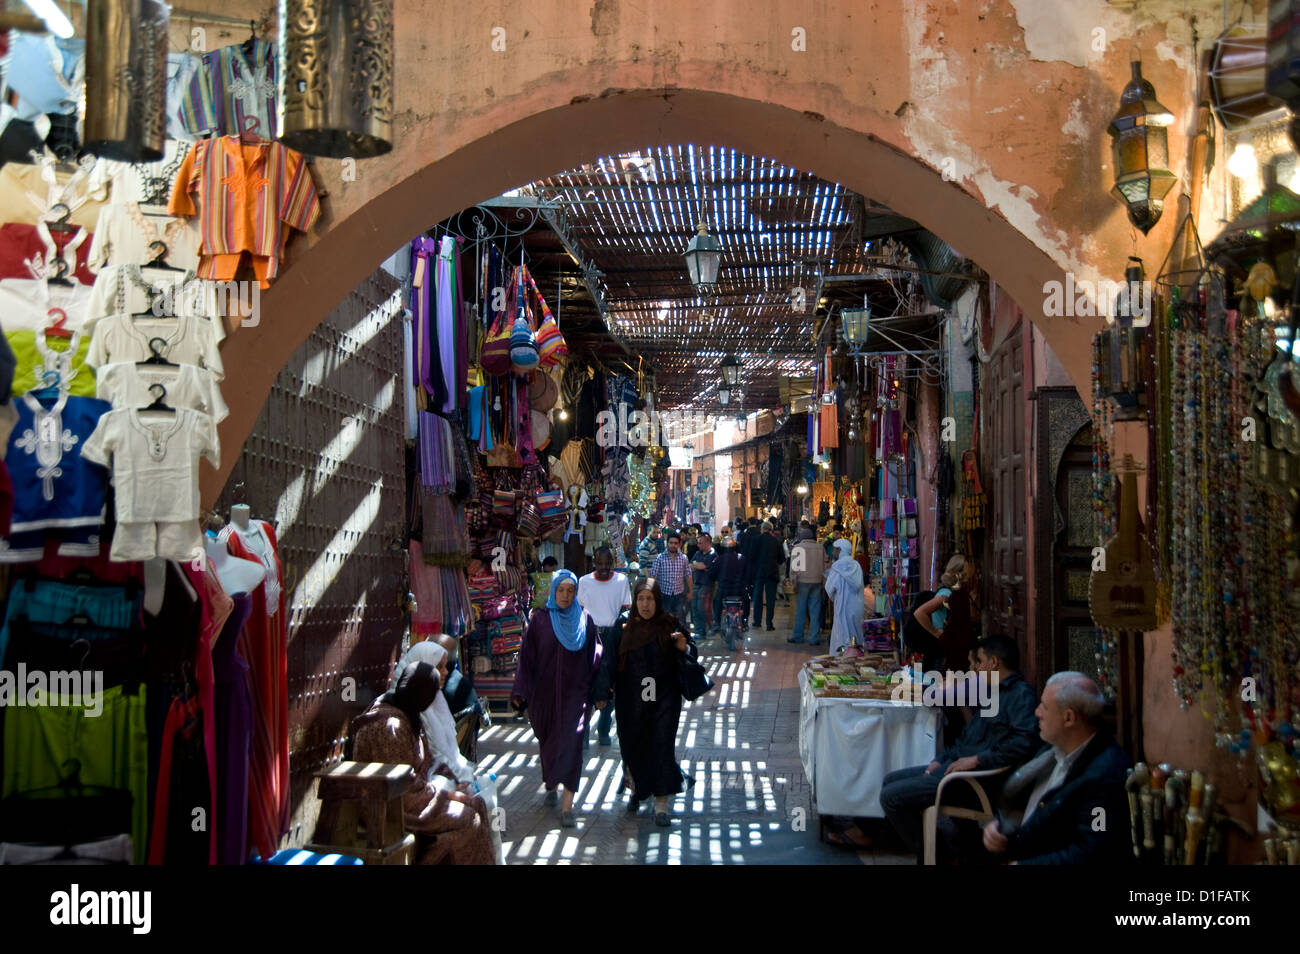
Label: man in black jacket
xmin=879 ymin=634 xmax=1040 ymax=861
xmin=750 ymin=522 xmax=783 ymax=630
xmin=738 ymin=517 xmax=761 ymax=619
xmin=978 ymin=671 xmax=1131 ymax=865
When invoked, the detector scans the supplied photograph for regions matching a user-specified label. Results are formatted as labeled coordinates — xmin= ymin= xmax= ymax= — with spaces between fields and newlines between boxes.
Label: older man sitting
xmin=978 ymin=671 xmax=1131 ymax=865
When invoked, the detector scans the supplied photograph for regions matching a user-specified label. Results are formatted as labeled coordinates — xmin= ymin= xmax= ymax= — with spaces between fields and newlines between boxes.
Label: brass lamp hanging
xmin=279 ymin=0 xmax=395 ymax=159
xmin=1106 ymin=62 xmax=1178 ymax=234
xmin=1096 ymin=259 xmax=1149 ymax=421
xmin=83 ymin=0 xmax=169 ymax=161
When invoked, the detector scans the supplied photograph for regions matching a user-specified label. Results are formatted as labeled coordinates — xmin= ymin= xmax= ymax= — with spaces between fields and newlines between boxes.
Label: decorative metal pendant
xmin=279 ymin=0 xmax=394 ymax=158
xmin=84 ymin=0 xmax=169 ymax=161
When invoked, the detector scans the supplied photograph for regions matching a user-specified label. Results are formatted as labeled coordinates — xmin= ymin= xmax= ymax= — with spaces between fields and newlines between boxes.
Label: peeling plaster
xmin=1061 ymin=99 xmax=1089 ymax=141
xmin=1009 ymin=0 xmax=1117 ymax=67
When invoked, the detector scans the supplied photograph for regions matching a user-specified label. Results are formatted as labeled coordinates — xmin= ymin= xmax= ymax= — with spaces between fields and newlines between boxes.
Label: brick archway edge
xmin=202 ymin=88 xmax=1094 ymax=505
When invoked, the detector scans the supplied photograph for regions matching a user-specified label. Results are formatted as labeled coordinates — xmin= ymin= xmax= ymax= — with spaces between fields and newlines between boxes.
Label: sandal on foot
xmin=561 ymin=810 xmax=576 ymax=828
xmin=544 ymin=790 xmax=558 ymax=807
xmin=654 ymin=811 xmax=671 ymax=827
xmin=825 ymin=827 xmax=873 ymax=849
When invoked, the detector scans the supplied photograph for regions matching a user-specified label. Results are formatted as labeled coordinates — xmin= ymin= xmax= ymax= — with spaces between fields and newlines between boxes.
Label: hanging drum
xmin=279 ymin=0 xmax=395 ymax=158
xmin=1210 ymin=30 xmax=1285 ymax=129
xmin=83 ymin=0 xmax=169 ymax=161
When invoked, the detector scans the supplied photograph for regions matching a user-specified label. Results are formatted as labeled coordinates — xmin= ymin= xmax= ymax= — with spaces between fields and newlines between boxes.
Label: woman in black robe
xmin=593 ymin=579 xmax=693 ymax=826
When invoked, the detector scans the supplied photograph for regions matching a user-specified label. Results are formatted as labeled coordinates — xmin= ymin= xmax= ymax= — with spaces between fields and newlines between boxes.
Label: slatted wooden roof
xmin=468 ymin=145 xmax=952 ymax=411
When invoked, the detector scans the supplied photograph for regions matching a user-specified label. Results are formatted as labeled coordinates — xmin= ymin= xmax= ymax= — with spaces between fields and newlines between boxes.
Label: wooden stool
xmin=307 ymin=761 xmax=417 ymax=865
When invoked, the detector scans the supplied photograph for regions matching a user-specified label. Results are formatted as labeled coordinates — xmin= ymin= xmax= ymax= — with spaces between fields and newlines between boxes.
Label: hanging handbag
xmin=525 ymin=270 xmax=568 ymax=367
xmin=492 ymin=489 xmax=517 ymax=518
xmin=508 ymin=266 xmax=540 ymax=373
xmin=679 ymin=641 xmax=715 ymax=702
xmin=479 ymin=302 xmax=513 ymax=376
xmin=517 ymin=500 xmax=541 ymax=538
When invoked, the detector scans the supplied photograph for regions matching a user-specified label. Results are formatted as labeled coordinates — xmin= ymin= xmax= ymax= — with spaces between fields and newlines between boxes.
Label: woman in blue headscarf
xmin=511 ymin=568 xmax=603 ymax=827
xmin=824 ymin=538 xmax=865 ymax=654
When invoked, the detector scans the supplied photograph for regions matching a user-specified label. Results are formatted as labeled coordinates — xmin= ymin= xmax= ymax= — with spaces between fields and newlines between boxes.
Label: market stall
xmin=797 ymin=655 xmax=941 ymax=824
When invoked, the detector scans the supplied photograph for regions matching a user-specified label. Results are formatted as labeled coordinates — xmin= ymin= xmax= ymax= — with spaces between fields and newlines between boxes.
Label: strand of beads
xmin=1091 ymin=335 xmax=1119 ymax=698
xmin=1170 ymin=310 xmax=1195 ymax=709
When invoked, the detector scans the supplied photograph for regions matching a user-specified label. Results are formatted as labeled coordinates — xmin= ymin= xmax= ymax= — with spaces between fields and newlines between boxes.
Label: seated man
xmin=978 ymin=671 xmax=1130 ymax=865
xmin=877 ymin=634 xmax=1039 ymax=861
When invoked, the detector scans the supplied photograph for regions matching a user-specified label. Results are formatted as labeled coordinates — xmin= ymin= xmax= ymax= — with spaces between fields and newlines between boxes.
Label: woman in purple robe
xmin=511 ymin=569 xmax=603 ymax=828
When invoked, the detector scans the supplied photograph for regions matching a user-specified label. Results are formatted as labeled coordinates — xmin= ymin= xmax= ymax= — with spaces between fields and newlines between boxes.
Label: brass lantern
xmin=84 ymin=0 xmax=170 ymax=161
xmin=1096 ymin=260 xmax=1149 ymax=421
xmin=279 ymin=0 xmax=395 ymax=158
xmin=1107 ymin=62 xmax=1178 ymax=234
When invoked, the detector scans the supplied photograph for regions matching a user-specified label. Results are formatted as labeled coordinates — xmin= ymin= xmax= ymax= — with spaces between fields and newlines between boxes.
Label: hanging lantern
xmin=841 ymin=300 xmax=870 ymax=355
xmin=1206 ymin=163 xmax=1300 ymax=297
xmin=83 ymin=0 xmax=169 ymax=161
xmin=736 ymin=413 xmax=747 ymax=434
xmin=1106 ymin=62 xmax=1178 ymax=234
xmin=718 ymin=383 xmax=731 ymax=406
xmin=279 ymin=0 xmax=395 ymax=159
xmin=1096 ymin=260 xmax=1149 ymax=421
xmin=684 ymin=222 xmax=722 ymax=292
xmin=796 ymin=480 xmax=809 ymax=495
xmin=720 ymin=353 xmax=742 ymax=386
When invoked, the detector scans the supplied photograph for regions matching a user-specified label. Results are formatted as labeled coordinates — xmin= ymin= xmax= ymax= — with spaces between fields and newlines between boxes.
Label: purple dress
xmin=512 ymin=609 xmax=602 ymax=790
xmin=213 ymin=592 xmax=253 ymax=865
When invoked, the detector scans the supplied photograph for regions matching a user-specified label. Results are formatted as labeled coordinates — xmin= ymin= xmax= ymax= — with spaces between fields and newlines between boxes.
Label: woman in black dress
xmin=593 ymin=578 xmax=693 ymax=826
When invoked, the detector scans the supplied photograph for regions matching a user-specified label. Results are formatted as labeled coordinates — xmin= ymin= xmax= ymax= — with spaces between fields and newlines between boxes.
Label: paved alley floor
xmin=476 ymin=599 xmax=916 ymax=865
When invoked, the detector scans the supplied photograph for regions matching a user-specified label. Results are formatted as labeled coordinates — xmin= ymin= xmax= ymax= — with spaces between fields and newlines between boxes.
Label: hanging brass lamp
xmin=83 ymin=0 xmax=169 ymax=161
xmin=279 ymin=0 xmax=395 ymax=158
xmin=1206 ymin=163 xmax=1300 ymax=296
xmin=1106 ymin=62 xmax=1178 ymax=234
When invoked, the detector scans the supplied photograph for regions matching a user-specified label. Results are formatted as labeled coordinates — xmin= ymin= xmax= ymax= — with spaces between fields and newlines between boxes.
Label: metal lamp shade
xmin=1211 ymin=32 xmax=1285 ymax=129
xmin=720 ymin=354 xmax=741 ymax=386
xmin=685 ymin=224 xmax=722 ymax=291
xmin=1097 ymin=325 xmax=1146 ymax=420
xmin=279 ymin=0 xmax=395 ymax=159
xmin=718 ymin=384 xmax=731 ymax=406
xmin=841 ymin=306 xmax=870 ymax=348
xmin=83 ymin=0 xmax=169 ymax=161
xmin=1206 ymin=164 xmax=1300 ymax=290
xmin=1107 ymin=62 xmax=1178 ymax=234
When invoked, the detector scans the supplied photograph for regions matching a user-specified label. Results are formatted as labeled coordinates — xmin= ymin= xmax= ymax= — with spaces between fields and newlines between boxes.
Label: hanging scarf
xmin=546 ymin=568 xmax=589 ymax=651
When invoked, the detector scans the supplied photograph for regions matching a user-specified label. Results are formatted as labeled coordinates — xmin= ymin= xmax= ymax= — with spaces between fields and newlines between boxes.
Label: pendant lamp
xmin=83 ymin=0 xmax=169 ymax=161
xmin=279 ymin=0 xmax=395 ymax=158
xmin=1106 ymin=62 xmax=1178 ymax=233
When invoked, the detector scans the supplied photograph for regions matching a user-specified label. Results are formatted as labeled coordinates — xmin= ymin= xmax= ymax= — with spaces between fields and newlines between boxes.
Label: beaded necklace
xmin=1091 ymin=335 xmax=1119 ymax=697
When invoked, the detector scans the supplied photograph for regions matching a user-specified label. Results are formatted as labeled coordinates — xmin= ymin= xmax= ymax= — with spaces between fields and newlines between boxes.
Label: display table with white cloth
xmin=797 ymin=668 xmax=942 ymax=818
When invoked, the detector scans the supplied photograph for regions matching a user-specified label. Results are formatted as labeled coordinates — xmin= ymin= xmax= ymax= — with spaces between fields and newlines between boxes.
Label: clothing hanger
xmin=136 ymin=336 xmax=178 ymax=367
xmin=43 ymin=306 xmax=73 ymax=339
xmin=31 ymin=369 xmax=62 ymax=401
xmin=242 ymin=19 xmax=257 ymax=56
xmin=140 ymin=382 xmax=175 ymax=414
xmin=239 ymin=114 xmax=261 ymax=144
xmin=142 ymin=239 xmax=184 ymax=273
xmin=45 ymin=256 xmax=74 ymax=288
xmin=45 ymin=202 xmax=76 ymax=235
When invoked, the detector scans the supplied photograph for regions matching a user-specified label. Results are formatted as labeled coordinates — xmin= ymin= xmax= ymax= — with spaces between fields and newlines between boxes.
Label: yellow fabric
xmin=6 ymin=330 xmax=96 ymax=397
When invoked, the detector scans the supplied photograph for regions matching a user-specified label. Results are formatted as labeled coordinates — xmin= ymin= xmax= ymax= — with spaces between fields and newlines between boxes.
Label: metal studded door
xmin=215 ymin=270 xmax=407 ymax=849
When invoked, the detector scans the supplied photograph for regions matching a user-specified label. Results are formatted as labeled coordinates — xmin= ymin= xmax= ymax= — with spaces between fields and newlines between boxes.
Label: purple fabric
xmin=213 ymin=592 xmax=253 ymax=866
xmin=511 ymin=608 xmax=602 ymax=790
xmin=418 ymin=411 xmax=455 ymax=489
xmin=437 ymin=236 xmax=457 ymax=414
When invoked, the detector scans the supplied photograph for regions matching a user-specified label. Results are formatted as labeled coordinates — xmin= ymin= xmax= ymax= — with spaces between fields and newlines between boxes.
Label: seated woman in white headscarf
xmin=824 ymin=538 xmax=865 ymax=654
xmin=350 ymin=657 xmax=496 ymax=864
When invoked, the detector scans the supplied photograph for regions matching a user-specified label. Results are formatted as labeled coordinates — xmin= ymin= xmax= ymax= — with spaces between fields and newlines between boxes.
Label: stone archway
xmin=204 ymin=87 xmax=1100 ymax=501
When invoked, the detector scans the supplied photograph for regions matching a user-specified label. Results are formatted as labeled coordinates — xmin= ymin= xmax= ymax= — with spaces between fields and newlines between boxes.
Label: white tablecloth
xmin=797 ymin=669 xmax=942 ymax=817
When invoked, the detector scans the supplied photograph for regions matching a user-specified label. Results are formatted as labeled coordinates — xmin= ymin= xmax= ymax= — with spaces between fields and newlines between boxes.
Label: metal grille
xmin=214 ymin=269 xmax=407 ymax=849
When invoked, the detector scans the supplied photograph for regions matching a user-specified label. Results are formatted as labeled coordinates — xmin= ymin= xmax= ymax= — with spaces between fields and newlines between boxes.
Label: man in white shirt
xmin=578 ymin=546 xmax=632 ymax=746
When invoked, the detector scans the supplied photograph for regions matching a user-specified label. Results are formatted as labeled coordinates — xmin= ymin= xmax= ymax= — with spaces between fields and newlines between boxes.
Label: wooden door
xmin=984 ymin=324 xmax=1027 ymax=648
xmin=1053 ymin=426 xmax=1098 ymax=674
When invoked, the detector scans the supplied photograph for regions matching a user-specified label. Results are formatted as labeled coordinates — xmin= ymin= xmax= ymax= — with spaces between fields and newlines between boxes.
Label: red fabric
xmin=186 ymin=561 xmax=231 ymax=865
xmin=147 ymin=696 xmax=187 ymax=865
xmin=0 ymin=223 xmax=96 ymax=284
xmin=36 ymin=541 xmax=146 ymax=583
xmin=223 ymin=522 xmax=287 ymax=859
